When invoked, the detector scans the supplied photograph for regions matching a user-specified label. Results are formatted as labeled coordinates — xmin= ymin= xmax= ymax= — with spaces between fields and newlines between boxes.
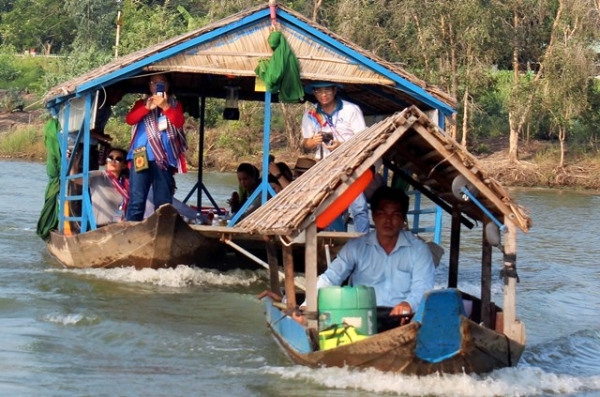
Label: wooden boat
xmin=264 ymin=289 xmax=523 ymax=375
xmin=236 ymin=106 xmax=531 ymax=375
xmin=47 ymin=204 xmax=225 ymax=269
xmin=39 ymin=3 xmax=455 ymax=270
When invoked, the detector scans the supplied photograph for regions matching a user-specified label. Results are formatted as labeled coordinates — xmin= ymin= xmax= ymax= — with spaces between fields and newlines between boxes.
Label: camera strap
xmin=324 ymin=115 xmax=344 ymax=143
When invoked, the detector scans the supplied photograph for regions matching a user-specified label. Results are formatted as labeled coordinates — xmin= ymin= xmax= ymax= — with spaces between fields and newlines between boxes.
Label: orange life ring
xmin=316 ymin=168 xmax=374 ymax=229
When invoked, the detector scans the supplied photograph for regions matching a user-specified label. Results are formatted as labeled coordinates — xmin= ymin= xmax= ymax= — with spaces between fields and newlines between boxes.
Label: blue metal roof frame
xmin=47 ymin=5 xmax=455 ymax=117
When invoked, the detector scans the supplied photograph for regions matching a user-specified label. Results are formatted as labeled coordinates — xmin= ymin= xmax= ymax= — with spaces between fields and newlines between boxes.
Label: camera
xmin=155 ymin=82 xmax=165 ymax=97
xmin=321 ymin=132 xmax=334 ymax=144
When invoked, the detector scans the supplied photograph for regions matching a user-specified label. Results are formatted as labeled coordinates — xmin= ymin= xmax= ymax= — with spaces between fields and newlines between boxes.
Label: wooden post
xmin=305 ymin=223 xmax=318 ymax=329
xmin=502 ymin=218 xmax=526 ymax=344
xmin=266 ymin=239 xmax=281 ymax=294
xmin=114 ymin=10 xmax=122 ymax=59
xmin=481 ymin=221 xmax=493 ymax=327
xmin=448 ymin=205 xmax=461 ymax=288
xmin=283 ymin=244 xmax=296 ymax=309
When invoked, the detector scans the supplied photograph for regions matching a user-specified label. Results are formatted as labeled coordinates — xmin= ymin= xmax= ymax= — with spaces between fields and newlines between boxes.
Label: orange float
xmin=316 ymin=168 xmax=374 ymax=229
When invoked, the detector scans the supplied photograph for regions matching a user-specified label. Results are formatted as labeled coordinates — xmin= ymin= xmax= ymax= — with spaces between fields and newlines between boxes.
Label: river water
xmin=1 ymin=159 xmax=599 ymax=397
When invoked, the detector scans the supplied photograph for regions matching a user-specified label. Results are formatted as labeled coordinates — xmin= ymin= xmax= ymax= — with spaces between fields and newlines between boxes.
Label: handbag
xmin=133 ymin=146 xmax=149 ymax=172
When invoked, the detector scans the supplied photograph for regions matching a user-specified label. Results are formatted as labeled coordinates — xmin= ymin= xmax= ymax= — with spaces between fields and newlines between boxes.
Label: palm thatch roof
xmin=44 ymin=3 xmax=455 ymax=117
xmin=236 ymin=106 xmax=531 ymax=236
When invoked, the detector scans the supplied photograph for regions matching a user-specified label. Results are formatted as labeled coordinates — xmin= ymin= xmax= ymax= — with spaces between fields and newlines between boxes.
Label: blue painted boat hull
xmin=265 ymin=289 xmax=524 ymax=375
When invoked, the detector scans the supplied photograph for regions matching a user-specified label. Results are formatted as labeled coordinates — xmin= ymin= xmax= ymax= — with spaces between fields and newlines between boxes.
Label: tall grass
xmin=0 ymin=126 xmax=46 ymax=159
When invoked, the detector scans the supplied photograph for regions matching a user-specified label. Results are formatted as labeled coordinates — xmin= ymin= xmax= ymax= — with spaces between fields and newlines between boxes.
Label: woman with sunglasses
xmin=71 ymin=148 xmax=130 ymax=227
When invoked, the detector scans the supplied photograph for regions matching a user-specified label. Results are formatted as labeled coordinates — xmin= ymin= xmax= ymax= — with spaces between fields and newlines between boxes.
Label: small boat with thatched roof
xmin=38 ymin=2 xmax=457 ymax=269
xmin=235 ymin=106 xmax=532 ymax=375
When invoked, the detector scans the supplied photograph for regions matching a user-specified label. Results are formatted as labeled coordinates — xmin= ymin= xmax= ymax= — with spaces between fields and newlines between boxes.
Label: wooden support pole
xmin=305 ymin=223 xmax=318 ymax=329
xmin=502 ymin=218 xmax=526 ymax=344
xmin=283 ymin=244 xmax=296 ymax=309
xmin=481 ymin=221 xmax=493 ymax=328
xmin=266 ymin=239 xmax=280 ymax=294
xmin=448 ymin=205 xmax=461 ymax=288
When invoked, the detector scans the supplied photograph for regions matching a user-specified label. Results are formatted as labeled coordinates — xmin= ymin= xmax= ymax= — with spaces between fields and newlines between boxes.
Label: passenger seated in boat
xmin=293 ymin=157 xmax=316 ymax=178
xmin=71 ymin=148 xmax=130 ymax=227
xmin=268 ymin=161 xmax=294 ymax=190
xmin=268 ymin=157 xmax=315 ymax=189
xmin=227 ymin=163 xmax=261 ymax=217
xmin=298 ymin=186 xmax=436 ymax=331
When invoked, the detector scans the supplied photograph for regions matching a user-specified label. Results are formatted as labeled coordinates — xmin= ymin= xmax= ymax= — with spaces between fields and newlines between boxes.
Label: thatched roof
xmin=236 ymin=106 xmax=531 ymax=236
xmin=43 ymin=3 xmax=455 ymax=117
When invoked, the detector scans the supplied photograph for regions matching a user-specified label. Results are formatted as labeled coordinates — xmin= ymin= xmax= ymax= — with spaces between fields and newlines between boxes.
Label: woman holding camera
xmin=300 ymin=81 xmax=370 ymax=233
xmin=125 ymin=73 xmax=187 ymax=221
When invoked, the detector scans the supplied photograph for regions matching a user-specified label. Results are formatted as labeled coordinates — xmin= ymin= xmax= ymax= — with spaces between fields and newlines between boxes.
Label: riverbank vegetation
xmin=0 ymin=0 xmax=599 ymax=190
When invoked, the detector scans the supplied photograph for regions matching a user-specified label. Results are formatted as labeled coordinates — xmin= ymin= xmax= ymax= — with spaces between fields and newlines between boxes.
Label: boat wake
xmin=48 ymin=265 xmax=263 ymax=288
xmin=258 ymin=364 xmax=600 ymax=396
xmin=42 ymin=312 xmax=100 ymax=326
xmin=251 ymin=327 xmax=600 ymax=396
xmin=523 ymin=329 xmax=600 ymax=377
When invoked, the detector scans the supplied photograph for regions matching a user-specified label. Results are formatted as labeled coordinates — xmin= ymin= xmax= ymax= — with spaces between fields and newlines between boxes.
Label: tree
xmin=117 ymin=1 xmax=187 ymax=55
xmin=0 ymin=0 xmax=76 ymax=54
xmin=63 ymin=0 xmax=121 ymax=53
xmin=496 ymin=0 xmax=555 ymax=163
xmin=538 ymin=0 xmax=600 ymax=168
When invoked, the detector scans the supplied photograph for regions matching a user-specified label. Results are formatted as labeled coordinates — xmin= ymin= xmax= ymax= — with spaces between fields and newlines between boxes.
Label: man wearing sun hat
xmin=293 ymin=157 xmax=316 ymax=176
xmin=300 ymin=81 xmax=370 ymax=233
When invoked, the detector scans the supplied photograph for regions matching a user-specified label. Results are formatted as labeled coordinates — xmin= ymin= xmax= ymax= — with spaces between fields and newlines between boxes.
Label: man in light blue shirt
xmin=317 ymin=186 xmax=435 ymax=321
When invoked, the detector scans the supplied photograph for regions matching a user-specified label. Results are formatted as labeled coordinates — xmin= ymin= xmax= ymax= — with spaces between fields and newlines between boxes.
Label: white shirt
xmin=301 ymin=99 xmax=366 ymax=159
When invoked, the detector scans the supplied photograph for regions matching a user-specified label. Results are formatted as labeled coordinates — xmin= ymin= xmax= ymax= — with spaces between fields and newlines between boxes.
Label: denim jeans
xmin=323 ymin=193 xmax=370 ymax=233
xmin=348 ymin=192 xmax=370 ymax=233
xmin=126 ymin=161 xmax=174 ymax=221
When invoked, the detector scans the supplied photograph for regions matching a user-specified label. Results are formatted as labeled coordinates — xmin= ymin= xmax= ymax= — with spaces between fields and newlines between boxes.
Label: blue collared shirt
xmin=317 ymin=230 xmax=435 ymax=309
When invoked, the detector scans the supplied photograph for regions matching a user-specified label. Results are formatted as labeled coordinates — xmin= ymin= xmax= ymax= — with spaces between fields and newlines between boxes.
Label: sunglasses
xmin=107 ymin=155 xmax=124 ymax=163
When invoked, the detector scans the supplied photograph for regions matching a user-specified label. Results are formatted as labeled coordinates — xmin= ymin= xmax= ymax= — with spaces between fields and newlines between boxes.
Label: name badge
xmin=158 ymin=115 xmax=168 ymax=131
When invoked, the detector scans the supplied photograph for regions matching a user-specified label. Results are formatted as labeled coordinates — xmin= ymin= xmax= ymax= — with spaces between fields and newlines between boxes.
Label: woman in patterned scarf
xmin=125 ymin=73 xmax=187 ymax=221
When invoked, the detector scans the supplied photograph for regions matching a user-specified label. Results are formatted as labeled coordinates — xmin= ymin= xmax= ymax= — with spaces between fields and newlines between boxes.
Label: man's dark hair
xmin=370 ymin=186 xmax=410 ymax=216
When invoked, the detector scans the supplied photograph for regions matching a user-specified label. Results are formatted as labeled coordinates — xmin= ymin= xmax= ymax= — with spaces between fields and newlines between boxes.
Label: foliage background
xmin=0 ymin=0 xmax=599 ymax=177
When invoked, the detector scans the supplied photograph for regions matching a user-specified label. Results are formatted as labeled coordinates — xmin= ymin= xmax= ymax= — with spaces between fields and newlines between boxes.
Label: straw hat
xmin=293 ymin=157 xmax=317 ymax=173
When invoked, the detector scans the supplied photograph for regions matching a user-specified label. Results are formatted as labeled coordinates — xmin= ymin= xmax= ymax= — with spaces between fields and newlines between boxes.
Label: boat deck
xmin=190 ymin=224 xmax=362 ymax=245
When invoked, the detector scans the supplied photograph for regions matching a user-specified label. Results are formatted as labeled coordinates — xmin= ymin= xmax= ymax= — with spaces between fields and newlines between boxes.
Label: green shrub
xmin=0 ymin=89 xmax=24 ymax=112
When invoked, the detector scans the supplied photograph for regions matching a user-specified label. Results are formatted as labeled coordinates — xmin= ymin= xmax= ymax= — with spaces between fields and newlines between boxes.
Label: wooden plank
xmin=151 ymin=207 xmax=177 ymax=267
xmin=266 ymin=240 xmax=281 ymax=294
xmin=481 ymin=221 xmax=493 ymax=328
xmin=448 ymin=205 xmax=461 ymax=288
xmin=305 ymin=223 xmax=318 ymax=329
xmin=283 ymin=245 xmax=297 ymax=309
